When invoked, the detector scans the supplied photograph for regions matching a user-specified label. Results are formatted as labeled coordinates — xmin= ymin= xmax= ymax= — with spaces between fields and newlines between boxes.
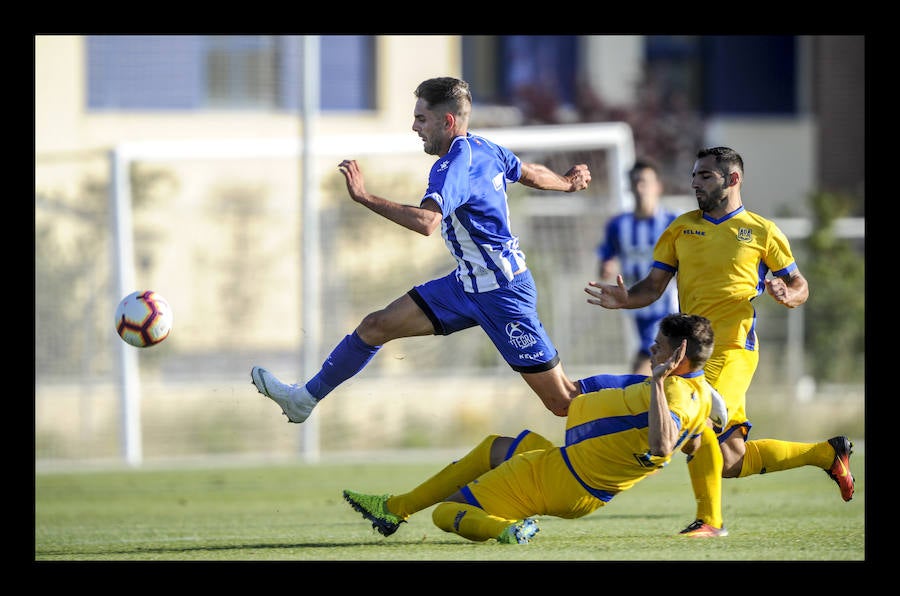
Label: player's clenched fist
xmin=564 ymin=164 xmax=591 ymax=192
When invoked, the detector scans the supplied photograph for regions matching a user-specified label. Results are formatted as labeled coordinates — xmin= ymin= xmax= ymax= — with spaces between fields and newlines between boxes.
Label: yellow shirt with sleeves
xmin=561 ymin=371 xmax=711 ymax=497
xmin=653 ymin=206 xmax=799 ymax=351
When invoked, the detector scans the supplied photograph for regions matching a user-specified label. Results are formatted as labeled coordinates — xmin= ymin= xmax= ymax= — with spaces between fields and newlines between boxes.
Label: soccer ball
xmin=114 ymin=290 xmax=173 ymax=348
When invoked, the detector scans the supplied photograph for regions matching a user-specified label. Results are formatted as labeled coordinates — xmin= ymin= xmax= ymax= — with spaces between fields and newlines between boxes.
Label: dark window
xmin=644 ymin=35 xmax=703 ymax=110
xmin=698 ymin=36 xmax=796 ymax=115
xmin=462 ymin=36 xmax=503 ymax=104
xmin=462 ymin=35 xmax=578 ymax=109
xmin=644 ymin=35 xmax=797 ymax=117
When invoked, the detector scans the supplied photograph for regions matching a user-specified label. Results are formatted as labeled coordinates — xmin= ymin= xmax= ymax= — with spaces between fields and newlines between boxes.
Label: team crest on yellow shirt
xmin=736 ymin=228 xmax=753 ymax=243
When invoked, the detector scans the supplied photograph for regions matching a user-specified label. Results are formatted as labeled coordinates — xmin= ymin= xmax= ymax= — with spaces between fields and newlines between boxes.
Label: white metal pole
xmin=300 ymin=35 xmax=321 ymax=463
xmin=110 ymin=148 xmax=142 ymax=467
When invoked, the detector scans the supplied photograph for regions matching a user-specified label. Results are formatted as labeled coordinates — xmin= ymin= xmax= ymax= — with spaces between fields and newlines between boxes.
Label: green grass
xmin=35 ymin=450 xmax=865 ymax=562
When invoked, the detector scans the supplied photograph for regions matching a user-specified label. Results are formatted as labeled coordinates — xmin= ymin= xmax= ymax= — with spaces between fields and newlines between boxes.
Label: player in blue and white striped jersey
xmin=597 ymin=160 xmax=680 ymax=375
xmin=251 ymin=76 xmax=593 ymax=424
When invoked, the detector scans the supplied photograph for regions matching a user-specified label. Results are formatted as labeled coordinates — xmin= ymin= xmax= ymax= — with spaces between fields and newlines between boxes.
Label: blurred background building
xmin=35 ymin=35 xmax=864 ymax=468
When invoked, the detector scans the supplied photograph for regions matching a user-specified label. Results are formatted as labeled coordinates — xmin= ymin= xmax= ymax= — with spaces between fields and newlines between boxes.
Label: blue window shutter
xmin=278 ymin=36 xmax=302 ymax=110
xmin=87 ymin=35 xmax=205 ymax=110
xmin=320 ymin=35 xmax=374 ymax=111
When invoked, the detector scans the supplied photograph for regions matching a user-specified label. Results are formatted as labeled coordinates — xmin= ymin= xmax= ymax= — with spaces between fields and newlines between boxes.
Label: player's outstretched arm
xmin=518 ymin=162 xmax=591 ymax=192
xmin=585 ymin=268 xmax=673 ymax=310
xmin=338 ymin=159 xmax=442 ymax=236
xmin=585 ymin=275 xmax=629 ymax=309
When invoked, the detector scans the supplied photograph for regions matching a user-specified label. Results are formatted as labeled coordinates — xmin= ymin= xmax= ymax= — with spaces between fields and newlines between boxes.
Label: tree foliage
xmin=802 ymin=191 xmax=865 ymax=382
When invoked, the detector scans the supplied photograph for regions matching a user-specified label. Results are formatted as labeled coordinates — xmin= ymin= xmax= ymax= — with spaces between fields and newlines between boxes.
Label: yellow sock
xmin=432 ymin=502 xmax=514 ymax=542
xmin=387 ymin=434 xmax=498 ymax=519
xmin=687 ymin=425 xmax=724 ymax=528
xmin=739 ymin=439 xmax=833 ymax=476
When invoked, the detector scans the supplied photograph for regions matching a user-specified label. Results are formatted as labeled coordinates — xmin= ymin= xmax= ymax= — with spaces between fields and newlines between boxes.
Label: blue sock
xmin=577 ymin=373 xmax=647 ymax=394
xmin=304 ymin=331 xmax=380 ymax=401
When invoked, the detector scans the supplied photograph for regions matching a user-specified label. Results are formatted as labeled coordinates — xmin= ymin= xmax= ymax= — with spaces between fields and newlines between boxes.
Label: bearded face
xmin=696 ymin=176 xmax=729 ymax=213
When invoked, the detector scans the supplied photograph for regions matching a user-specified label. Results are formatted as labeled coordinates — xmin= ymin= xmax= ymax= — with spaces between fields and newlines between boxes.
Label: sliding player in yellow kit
xmin=585 ymin=146 xmax=855 ymax=537
xmin=343 ymin=313 xmax=715 ymax=544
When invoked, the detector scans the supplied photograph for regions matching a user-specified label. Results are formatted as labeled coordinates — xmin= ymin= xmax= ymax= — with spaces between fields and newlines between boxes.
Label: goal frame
xmin=109 ymin=122 xmax=636 ymax=466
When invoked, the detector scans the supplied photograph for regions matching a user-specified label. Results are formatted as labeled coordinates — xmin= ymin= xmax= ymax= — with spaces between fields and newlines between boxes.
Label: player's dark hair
xmin=697 ymin=146 xmax=744 ymax=179
xmin=628 ymin=158 xmax=661 ymax=181
xmin=415 ymin=77 xmax=472 ymax=119
xmin=659 ymin=313 xmax=714 ymax=369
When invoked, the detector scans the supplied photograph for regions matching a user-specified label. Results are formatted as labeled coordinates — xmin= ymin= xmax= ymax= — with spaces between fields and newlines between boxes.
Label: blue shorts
xmin=408 ymin=270 xmax=560 ymax=373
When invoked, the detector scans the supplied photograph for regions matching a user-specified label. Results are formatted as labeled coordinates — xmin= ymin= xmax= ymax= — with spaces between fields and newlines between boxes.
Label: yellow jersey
xmin=561 ymin=371 xmax=712 ymax=496
xmin=653 ymin=206 xmax=798 ymax=351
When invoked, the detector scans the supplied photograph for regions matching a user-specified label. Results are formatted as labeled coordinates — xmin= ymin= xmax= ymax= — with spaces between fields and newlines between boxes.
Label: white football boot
xmin=250 ymin=366 xmax=317 ymax=423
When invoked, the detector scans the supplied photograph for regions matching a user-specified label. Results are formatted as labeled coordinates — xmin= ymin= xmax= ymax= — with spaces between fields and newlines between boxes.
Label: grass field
xmin=34 ymin=445 xmax=865 ymax=565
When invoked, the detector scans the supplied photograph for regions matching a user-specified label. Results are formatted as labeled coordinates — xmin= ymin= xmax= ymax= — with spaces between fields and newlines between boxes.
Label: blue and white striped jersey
xmin=421 ymin=133 xmax=526 ymax=294
xmin=597 ymin=209 xmax=680 ymax=319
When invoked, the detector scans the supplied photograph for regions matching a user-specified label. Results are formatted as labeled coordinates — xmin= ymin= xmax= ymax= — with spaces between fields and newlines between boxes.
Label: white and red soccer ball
xmin=114 ymin=290 xmax=173 ymax=348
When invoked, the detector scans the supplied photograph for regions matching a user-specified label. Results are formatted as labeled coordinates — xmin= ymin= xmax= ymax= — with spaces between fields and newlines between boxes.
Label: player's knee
xmin=358 ymin=310 xmax=383 ymax=332
xmin=432 ymin=503 xmax=456 ymax=532
xmin=719 ymin=437 xmax=746 ymax=476
xmin=721 ymin=466 xmax=738 ymax=478
xmin=681 ymin=435 xmax=701 ymax=456
xmin=358 ymin=310 xmax=393 ymax=344
xmin=487 ymin=435 xmax=511 ymax=467
xmin=721 ymin=458 xmax=743 ymax=478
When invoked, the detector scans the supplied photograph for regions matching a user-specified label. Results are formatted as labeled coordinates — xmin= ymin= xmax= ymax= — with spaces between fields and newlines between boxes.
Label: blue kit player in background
xmin=597 ymin=159 xmax=679 ymax=375
xmin=251 ymin=76 xmax=593 ymax=423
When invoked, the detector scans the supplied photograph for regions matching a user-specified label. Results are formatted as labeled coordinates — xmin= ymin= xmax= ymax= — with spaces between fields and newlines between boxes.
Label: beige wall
xmin=35 ymin=35 xmax=463 ymax=155
xmin=705 ymin=116 xmax=818 ymax=216
xmin=582 ymin=35 xmax=643 ymax=106
xmin=35 ymin=35 xmax=85 ymax=153
xmin=374 ymin=36 xmax=461 ymax=132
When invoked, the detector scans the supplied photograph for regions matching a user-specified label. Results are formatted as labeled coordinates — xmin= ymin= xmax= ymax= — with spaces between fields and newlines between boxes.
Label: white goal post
xmin=110 ymin=123 xmax=635 ymax=466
